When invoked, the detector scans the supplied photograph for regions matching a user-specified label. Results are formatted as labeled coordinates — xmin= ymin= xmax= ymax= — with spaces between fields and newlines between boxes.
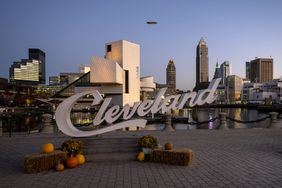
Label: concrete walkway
xmin=0 ymin=129 xmax=282 ymax=188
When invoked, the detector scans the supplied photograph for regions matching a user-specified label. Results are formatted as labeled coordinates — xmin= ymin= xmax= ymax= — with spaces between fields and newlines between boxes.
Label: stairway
xmin=80 ymin=136 xmax=141 ymax=162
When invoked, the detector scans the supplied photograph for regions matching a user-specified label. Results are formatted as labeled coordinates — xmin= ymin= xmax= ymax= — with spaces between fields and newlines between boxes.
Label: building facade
xmin=74 ymin=40 xmax=140 ymax=106
xmin=226 ymin=75 xmax=243 ymax=104
xmin=245 ymin=61 xmax=251 ymax=80
xmin=104 ymin=40 xmax=140 ymax=106
xmin=49 ymin=76 xmax=60 ymax=86
xmin=166 ymin=60 xmax=176 ymax=94
xmin=29 ymin=48 xmax=46 ymax=84
xmin=9 ymin=59 xmax=40 ymax=85
xmin=242 ymin=79 xmax=282 ymax=104
xmin=140 ymin=76 xmax=156 ymax=100
xmin=51 ymin=40 xmax=156 ymax=106
xmin=9 ymin=48 xmax=45 ymax=85
xmin=59 ymin=72 xmax=84 ymax=86
xmin=247 ymin=58 xmax=273 ymax=83
xmin=219 ymin=61 xmax=231 ymax=85
xmin=0 ymin=77 xmax=34 ymax=106
xmin=213 ymin=62 xmax=220 ymax=79
xmin=79 ymin=64 xmax=90 ymax=73
xmin=196 ymin=37 xmax=209 ymax=86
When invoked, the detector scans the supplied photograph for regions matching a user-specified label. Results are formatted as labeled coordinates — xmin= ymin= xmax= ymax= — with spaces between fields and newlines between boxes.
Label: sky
xmin=1 ymin=0 xmax=282 ymax=90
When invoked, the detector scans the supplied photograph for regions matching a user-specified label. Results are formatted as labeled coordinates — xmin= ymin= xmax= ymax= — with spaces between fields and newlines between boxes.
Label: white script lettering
xmin=55 ymin=78 xmax=221 ymax=137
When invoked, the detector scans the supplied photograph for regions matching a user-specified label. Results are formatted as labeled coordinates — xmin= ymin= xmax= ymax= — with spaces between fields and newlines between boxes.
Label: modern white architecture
xmin=76 ymin=40 xmax=141 ymax=106
xmin=79 ymin=64 xmax=90 ymax=73
xmin=242 ymin=79 xmax=282 ymax=104
xmin=140 ymin=76 xmax=156 ymax=100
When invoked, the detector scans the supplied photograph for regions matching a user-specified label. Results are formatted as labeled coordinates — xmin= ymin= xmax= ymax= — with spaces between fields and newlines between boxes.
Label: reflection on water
xmin=143 ymin=124 xmax=164 ymax=130
xmin=71 ymin=112 xmax=94 ymax=126
xmin=142 ymin=123 xmax=197 ymax=131
xmin=209 ymin=111 xmax=214 ymax=129
xmin=71 ymin=108 xmax=273 ymax=130
xmin=145 ymin=108 xmax=273 ymax=130
xmin=1 ymin=108 xmax=277 ymax=133
xmin=1 ymin=114 xmax=41 ymax=133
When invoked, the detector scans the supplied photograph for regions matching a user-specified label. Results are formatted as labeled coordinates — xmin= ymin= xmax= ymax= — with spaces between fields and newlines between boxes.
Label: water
xmin=0 ymin=114 xmax=42 ymax=133
xmin=144 ymin=108 xmax=273 ymax=130
xmin=71 ymin=108 xmax=273 ymax=130
xmin=0 ymin=108 xmax=276 ymax=133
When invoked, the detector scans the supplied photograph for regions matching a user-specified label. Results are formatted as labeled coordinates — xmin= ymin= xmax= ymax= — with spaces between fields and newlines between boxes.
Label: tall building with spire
xmin=194 ymin=37 xmax=209 ymax=91
xmin=213 ymin=61 xmax=220 ymax=79
xmin=166 ymin=60 xmax=176 ymax=94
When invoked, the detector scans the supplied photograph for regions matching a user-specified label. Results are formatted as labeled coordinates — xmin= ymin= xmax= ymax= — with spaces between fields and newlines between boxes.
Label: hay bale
xmin=24 ymin=150 xmax=67 ymax=173
xmin=150 ymin=148 xmax=193 ymax=166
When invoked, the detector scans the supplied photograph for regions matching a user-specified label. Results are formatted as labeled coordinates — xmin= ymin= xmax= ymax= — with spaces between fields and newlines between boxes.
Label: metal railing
xmin=226 ymin=115 xmax=270 ymax=123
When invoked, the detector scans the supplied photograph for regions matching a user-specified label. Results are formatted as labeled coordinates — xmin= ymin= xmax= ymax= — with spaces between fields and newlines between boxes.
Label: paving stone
xmin=0 ymin=129 xmax=282 ymax=187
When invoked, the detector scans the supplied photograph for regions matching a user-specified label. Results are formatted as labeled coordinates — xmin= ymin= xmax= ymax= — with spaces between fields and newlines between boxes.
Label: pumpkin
xmin=55 ymin=162 xmax=64 ymax=172
xmin=42 ymin=143 xmax=54 ymax=154
xmin=165 ymin=143 xmax=173 ymax=150
xmin=137 ymin=152 xmax=145 ymax=161
xmin=76 ymin=154 xmax=86 ymax=165
xmin=65 ymin=155 xmax=78 ymax=168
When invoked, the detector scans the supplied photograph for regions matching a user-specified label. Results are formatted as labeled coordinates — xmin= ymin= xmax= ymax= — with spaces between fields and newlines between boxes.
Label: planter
xmin=142 ymin=147 xmax=152 ymax=154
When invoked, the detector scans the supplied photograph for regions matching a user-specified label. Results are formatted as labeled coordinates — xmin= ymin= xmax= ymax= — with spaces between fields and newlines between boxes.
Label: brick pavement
xmin=0 ymin=129 xmax=282 ymax=188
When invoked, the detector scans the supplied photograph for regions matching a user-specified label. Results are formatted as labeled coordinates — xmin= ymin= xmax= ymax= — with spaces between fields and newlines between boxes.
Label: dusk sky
xmin=1 ymin=0 xmax=282 ymax=90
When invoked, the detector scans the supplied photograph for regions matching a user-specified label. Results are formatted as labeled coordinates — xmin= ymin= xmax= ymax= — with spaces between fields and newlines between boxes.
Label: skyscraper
xmin=213 ymin=62 xmax=219 ymax=79
xmin=196 ymin=37 xmax=209 ymax=86
xmin=9 ymin=48 xmax=45 ymax=85
xmin=245 ymin=61 xmax=251 ymax=80
xmin=29 ymin=48 xmax=46 ymax=84
xmin=219 ymin=61 xmax=231 ymax=85
xmin=247 ymin=58 xmax=273 ymax=83
xmin=166 ymin=60 xmax=176 ymax=94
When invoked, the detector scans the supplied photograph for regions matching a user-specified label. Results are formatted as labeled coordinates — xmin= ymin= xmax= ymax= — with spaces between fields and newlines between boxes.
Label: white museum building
xmin=75 ymin=40 xmax=156 ymax=106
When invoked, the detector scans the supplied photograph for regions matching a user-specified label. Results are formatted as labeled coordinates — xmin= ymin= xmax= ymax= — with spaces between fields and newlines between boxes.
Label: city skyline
xmin=1 ymin=0 xmax=282 ymax=90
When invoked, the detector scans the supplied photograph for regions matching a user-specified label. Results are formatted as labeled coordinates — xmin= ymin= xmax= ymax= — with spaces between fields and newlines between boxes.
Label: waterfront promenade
xmin=0 ymin=129 xmax=282 ymax=188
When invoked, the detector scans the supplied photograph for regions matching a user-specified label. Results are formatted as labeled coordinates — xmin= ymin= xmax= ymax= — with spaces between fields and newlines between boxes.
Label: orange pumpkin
xmin=137 ymin=152 xmax=145 ymax=161
xmin=164 ymin=143 xmax=173 ymax=150
xmin=76 ymin=154 xmax=86 ymax=165
xmin=55 ymin=162 xmax=64 ymax=172
xmin=42 ymin=143 xmax=54 ymax=154
xmin=65 ymin=156 xmax=78 ymax=168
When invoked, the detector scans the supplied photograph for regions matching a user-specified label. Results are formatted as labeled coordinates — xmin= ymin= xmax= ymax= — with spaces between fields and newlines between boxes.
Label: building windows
xmin=125 ymin=70 xmax=129 ymax=93
xmin=106 ymin=45 xmax=111 ymax=52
